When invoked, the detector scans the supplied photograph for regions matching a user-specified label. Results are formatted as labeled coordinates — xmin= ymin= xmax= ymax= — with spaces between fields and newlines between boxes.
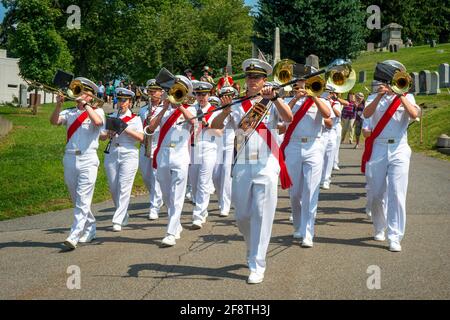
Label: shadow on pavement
xmin=125 ymin=263 xmax=248 ymax=281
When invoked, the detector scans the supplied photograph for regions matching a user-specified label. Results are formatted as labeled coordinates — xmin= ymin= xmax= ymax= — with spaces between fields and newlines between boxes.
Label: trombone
xmin=24 ymin=79 xmax=105 ymax=107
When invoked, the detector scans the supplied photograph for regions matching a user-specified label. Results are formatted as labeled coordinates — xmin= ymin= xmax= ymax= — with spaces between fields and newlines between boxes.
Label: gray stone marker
xmin=439 ymin=63 xmax=449 ymax=88
xmin=252 ymin=43 xmax=258 ymax=59
xmin=273 ymin=27 xmax=280 ymax=66
xmin=306 ymin=54 xmax=319 ymax=70
xmin=367 ymin=43 xmax=375 ymax=52
xmin=431 ymin=40 xmax=437 ymax=48
xmin=429 ymin=71 xmax=441 ymax=94
xmin=226 ymin=44 xmax=232 ymax=74
xmin=19 ymin=84 xmax=28 ymax=107
xmin=409 ymin=72 xmax=420 ymax=94
xmin=359 ymin=71 xmax=366 ymax=83
xmin=419 ymin=70 xmax=431 ymax=95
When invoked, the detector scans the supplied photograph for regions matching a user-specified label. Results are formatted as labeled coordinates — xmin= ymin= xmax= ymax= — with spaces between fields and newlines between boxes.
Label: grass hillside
xmin=0 ymin=104 xmax=146 ymax=220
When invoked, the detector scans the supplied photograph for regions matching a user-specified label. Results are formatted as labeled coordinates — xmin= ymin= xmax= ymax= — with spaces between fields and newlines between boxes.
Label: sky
xmin=0 ymin=1 xmax=257 ymax=22
xmin=0 ymin=4 xmax=5 ymax=22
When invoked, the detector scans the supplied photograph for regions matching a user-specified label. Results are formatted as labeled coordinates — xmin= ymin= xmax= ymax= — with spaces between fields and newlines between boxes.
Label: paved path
xmin=0 ymin=145 xmax=449 ymax=300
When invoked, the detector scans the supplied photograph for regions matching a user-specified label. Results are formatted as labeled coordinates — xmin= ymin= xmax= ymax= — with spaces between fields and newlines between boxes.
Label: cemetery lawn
xmin=352 ymin=43 xmax=450 ymax=161
xmin=0 ymin=104 xmax=146 ymax=220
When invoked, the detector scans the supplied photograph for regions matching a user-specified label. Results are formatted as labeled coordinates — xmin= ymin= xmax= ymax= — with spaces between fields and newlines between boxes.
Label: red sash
xmin=361 ymin=94 xmax=405 ymax=173
xmin=279 ymin=97 xmax=315 ymax=157
xmin=152 ymin=106 xmax=187 ymax=169
xmin=66 ymin=107 xmax=97 ymax=143
xmin=121 ymin=114 xmax=136 ymax=124
xmin=241 ymin=99 xmax=292 ymax=190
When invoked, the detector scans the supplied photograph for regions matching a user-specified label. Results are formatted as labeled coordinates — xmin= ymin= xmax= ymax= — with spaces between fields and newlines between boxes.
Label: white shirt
xmin=157 ymin=105 xmax=197 ymax=152
xmin=192 ymin=103 xmax=220 ymax=147
xmin=330 ymin=100 xmax=343 ymax=126
xmin=59 ymin=107 xmax=105 ymax=154
xmin=98 ymin=85 xmax=105 ymax=94
xmin=228 ymin=97 xmax=280 ymax=161
xmin=139 ymin=102 xmax=164 ymax=155
xmin=107 ymin=109 xmax=143 ymax=148
xmin=287 ymin=97 xmax=331 ymax=138
xmin=365 ymin=93 xmax=420 ymax=140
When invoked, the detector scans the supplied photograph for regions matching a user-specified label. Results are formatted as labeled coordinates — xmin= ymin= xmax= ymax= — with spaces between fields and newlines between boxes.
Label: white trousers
xmin=285 ymin=140 xmax=325 ymax=242
xmin=157 ymin=156 xmax=189 ymax=236
xmin=212 ymin=146 xmax=234 ymax=215
xmin=190 ymin=144 xmax=217 ymax=222
xmin=366 ymin=141 xmax=411 ymax=243
xmin=139 ymin=147 xmax=163 ymax=212
xmin=63 ymin=153 xmax=99 ymax=242
xmin=232 ymin=157 xmax=279 ymax=275
xmin=321 ymin=129 xmax=337 ymax=185
xmin=104 ymin=147 xmax=139 ymax=226
xmin=334 ymin=123 xmax=342 ymax=167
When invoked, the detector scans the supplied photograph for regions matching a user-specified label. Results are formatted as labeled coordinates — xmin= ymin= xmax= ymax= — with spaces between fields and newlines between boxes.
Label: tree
xmin=2 ymin=0 xmax=73 ymax=114
xmin=361 ymin=0 xmax=450 ymax=45
xmin=253 ymin=0 xmax=367 ymax=66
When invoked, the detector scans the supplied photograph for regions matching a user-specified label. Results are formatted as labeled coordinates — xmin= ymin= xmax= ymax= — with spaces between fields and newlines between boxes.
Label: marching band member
xmin=212 ymin=86 xmax=237 ymax=217
xmin=148 ymin=76 xmax=196 ymax=247
xmin=50 ymin=77 xmax=105 ymax=249
xmin=362 ymin=60 xmax=420 ymax=252
xmin=333 ymin=94 xmax=343 ymax=171
xmin=211 ymin=58 xmax=293 ymax=284
xmin=320 ymin=86 xmax=341 ymax=190
xmin=101 ymin=88 xmax=144 ymax=232
xmin=189 ymin=81 xmax=222 ymax=229
xmin=139 ymin=79 xmax=164 ymax=220
xmin=280 ymin=66 xmax=332 ymax=248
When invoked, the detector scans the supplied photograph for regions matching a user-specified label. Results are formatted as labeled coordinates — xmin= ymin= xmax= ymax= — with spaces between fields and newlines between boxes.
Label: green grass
xmin=0 ymin=104 xmax=145 ymax=220
xmin=349 ymin=44 xmax=450 ymax=161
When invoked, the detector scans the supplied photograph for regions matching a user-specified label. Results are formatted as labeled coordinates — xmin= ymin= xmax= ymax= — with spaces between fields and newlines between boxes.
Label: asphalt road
xmin=0 ymin=143 xmax=449 ymax=300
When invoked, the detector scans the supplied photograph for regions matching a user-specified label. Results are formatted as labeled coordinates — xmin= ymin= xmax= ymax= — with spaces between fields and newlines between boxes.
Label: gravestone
xmin=430 ymin=40 xmax=437 ymax=48
xmin=419 ymin=70 xmax=431 ymax=95
xmin=381 ymin=23 xmax=404 ymax=50
xmin=19 ymin=84 xmax=28 ymax=107
xmin=252 ymin=43 xmax=258 ymax=59
xmin=306 ymin=54 xmax=319 ymax=70
xmin=439 ymin=63 xmax=449 ymax=88
xmin=429 ymin=72 xmax=441 ymax=94
xmin=367 ymin=43 xmax=375 ymax=52
xmin=359 ymin=71 xmax=366 ymax=83
xmin=226 ymin=45 xmax=232 ymax=74
xmin=0 ymin=116 xmax=13 ymax=137
xmin=409 ymin=72 xmax=420 ymax=94
xmin=273 ymin=27 xmax=281 ymax=66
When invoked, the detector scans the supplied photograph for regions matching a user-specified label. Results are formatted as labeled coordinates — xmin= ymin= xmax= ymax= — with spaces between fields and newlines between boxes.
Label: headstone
xmin=439 ymin=63 xmax=450 ymax=88
xmin=381 ymin=23 xmax=404 ymax=50
xmin=273 ymin=27 xmax=281 ymax=66
xmin=437 ymin=134 xmax=450 ymax=148
xmin=19 ymin=84 xmax=28 ymax=107
xmin=359 ymin=71 xmax=367 ymax=83
xmin=431 ymin=40 xmax=437 ymax=48
xmin=409 ymin=72 xmax=420 ymax=94
xmin=367 ymin=43 xmax=375 ymax=52
xmin=429 ymin=72 xmax=441 ymax=94
xmin=419 ymin=70 xmax=431 ymax=95
xmin=226 ymin=44 xmax=232 ymax=74
xmin=252 ymin=43 xmax=258 ymax=59
xmin=0 ymin=116 xmax=13 ymax=137
xmin=306 ymin=54 xmax=319 ymax=70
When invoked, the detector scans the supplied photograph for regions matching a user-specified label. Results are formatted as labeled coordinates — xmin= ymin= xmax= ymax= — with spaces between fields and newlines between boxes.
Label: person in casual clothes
xmin=97 ymin=81 xmax=105 ymax=100
xmin=353 ymin=92 xmax=365 ymax=149
xmin=339 ymin=92 xmax=356 ymax=144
